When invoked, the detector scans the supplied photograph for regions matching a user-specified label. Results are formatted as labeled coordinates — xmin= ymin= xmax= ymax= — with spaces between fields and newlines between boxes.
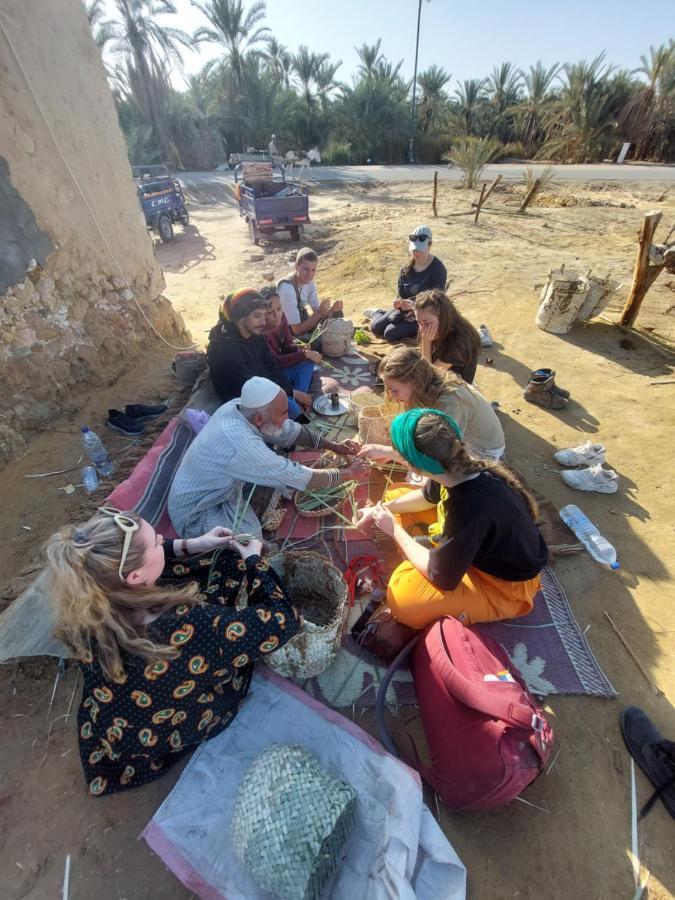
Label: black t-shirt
xmin=423 ymin=473 xmax=548 ymax=590
xmin=397 ymin=256 xmax=447 ymax=300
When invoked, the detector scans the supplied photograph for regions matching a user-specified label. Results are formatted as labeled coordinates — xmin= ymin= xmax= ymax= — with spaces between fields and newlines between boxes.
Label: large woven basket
xmin=321 ymin=318 xmax=353 ymax=357
xmin=357 ymin=402 xmax=401 ymax=444
xmin=232 ymin=744 xmax=357 ymax=900
xmin=266 ymin=551 xmax=348 ymax=680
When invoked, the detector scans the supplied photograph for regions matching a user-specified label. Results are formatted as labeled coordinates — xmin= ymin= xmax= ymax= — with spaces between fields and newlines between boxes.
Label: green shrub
xmin=443 ymin=137 xmax=503 ymax=188
xmin=322 ymin=141 xmax=352 ymax=165
xmin=496 ymin=141 xmax=529 ymax=161
xmin=414 ymin=134 xmax=455 ymax=163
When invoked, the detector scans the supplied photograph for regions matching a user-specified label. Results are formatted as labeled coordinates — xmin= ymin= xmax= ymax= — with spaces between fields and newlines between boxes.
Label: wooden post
xmin=518 ymin=177 xmax=541 ymax=214
xmin=619 ymin=211 xmax=663 ymax=327
xmin=432 ymin=170 xmax=438 ymax=218
xmin=473 ymin=183 xmax=487 ymax=224
xmin=481 ymin=173 xmax=502 ymax=205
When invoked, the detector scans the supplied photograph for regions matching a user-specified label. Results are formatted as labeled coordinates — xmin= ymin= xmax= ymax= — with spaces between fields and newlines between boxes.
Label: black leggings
xmin=371 ymin=309 xmax=419 ymax=343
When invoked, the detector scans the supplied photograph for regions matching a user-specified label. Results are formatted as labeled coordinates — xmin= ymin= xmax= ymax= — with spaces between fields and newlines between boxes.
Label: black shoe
xmin=124 ymin=403 xmax=168 ymax=421
xmin=106 ymin=409 xmax=145 ymax=436
xmin=620 ymin=707 xmax=675 ymax=819
xmin=295 ymin=413 xmax=311 ymax=425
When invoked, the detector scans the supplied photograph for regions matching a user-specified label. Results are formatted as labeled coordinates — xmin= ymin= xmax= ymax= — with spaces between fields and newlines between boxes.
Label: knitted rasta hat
xmin=221 ymin=288 xmax=267 ymax=323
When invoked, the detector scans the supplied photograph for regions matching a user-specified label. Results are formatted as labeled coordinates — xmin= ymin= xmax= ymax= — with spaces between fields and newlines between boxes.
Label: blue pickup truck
xmin=132 ymin=165 xmax=189 ymax=242
xmin=234 ymin=163 xmax=310 ymax=245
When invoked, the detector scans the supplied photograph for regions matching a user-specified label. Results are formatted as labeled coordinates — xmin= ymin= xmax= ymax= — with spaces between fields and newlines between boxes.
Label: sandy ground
xmin=1 ymin=174 xmax=674 ymax=899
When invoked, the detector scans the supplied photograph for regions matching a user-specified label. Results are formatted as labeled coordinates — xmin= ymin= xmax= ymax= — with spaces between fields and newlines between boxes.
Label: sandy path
xmin=1 ymin=176 xmax=673 ymax=899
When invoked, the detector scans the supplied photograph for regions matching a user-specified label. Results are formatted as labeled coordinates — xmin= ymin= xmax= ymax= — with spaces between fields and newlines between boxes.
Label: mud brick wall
xmin=0 ymin=0 xmax=189 ymax=465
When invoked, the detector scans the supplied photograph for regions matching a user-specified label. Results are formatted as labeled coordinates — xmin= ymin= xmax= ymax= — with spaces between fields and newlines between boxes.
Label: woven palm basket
xmin=266 ymin=551 xmax=348 ymax=680
xmin=357 ymin=401 xmax=401 ymax=444
xmin=232 ymin=744 xmax=357 ymax=900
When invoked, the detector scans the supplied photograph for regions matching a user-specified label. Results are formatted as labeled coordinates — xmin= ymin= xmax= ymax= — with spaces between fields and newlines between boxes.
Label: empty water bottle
xmin=559 ymin=504 xmax=620 ymax=569
xmin=478 ymin=324 xmax=493 ymax=347
xmin=81 ymin=427 xmax=114 ymax=477
xmin=80 ymin=465 xmax=99 ymax=494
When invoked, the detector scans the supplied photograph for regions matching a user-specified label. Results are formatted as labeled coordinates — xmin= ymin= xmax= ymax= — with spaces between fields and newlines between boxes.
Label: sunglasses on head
xmin=98 ymin=507 xmax=140 ymax=581
xmin=409 ymin=234 xmax=430 ymax=243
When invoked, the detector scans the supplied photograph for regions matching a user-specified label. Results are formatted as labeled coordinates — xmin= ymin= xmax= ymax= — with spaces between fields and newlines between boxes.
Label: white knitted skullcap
xmin=239 ymin=376 xmax=282 ymax=408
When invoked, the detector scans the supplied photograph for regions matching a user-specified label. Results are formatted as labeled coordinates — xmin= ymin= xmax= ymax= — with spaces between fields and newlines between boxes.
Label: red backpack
xmin=377 ymin=616 xmax=554 ymax=810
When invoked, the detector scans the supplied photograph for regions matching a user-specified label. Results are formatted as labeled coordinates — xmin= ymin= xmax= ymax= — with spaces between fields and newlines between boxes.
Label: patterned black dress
xmin=77 ymin=542 xmax=300 ymax=796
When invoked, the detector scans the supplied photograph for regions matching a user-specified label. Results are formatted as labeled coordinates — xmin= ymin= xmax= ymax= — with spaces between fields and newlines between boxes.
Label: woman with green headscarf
xmin=355 ymin=409 xmax=547 ymax=629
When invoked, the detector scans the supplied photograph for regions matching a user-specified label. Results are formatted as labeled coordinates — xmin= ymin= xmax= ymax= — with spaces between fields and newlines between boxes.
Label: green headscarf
xmin=390 ymin=408 xmax=462 ymax=475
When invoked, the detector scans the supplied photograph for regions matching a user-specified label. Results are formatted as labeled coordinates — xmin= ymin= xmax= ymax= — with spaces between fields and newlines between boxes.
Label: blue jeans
xmin=284 ymin=360 xmax=315 ymax=419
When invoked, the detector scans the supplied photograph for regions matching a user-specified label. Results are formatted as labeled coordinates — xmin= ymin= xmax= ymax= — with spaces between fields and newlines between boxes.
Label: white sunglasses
xmin=98 ymin=506 xmax=140 ymax=581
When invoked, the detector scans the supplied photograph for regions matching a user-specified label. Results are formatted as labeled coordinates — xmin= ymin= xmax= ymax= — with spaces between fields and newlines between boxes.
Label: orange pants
xmin=384 ymin=484 xmax=540 ymax=629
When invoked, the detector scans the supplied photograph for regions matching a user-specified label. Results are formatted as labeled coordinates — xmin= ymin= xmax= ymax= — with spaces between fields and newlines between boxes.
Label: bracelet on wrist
xmin=181 ymin=538 xmax=189 ymax=556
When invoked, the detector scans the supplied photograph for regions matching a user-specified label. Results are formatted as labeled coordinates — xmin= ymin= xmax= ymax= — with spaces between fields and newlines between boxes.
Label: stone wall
xmin=0 ymin=0 xmax=189 ymax=465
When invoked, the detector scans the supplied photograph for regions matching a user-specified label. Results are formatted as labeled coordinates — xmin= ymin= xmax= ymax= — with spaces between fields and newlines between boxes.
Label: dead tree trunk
xmin=619 ymin=211 xmax=663 ymax=327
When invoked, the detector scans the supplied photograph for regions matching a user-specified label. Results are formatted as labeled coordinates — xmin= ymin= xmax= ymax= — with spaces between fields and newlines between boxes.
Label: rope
xmin=0 ymin=15 xmax=197 ymax=352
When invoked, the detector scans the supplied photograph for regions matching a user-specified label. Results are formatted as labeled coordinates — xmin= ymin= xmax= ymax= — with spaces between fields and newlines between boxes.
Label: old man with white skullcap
xmin=168 ymin=377 xmax=364 ymax=539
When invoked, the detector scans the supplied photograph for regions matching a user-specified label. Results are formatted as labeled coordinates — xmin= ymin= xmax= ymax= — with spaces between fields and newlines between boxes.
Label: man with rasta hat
xmin=169 ymin=377 xmax=365 ymax=539
xmin=207 ymin=288 xmax=314 ymax=419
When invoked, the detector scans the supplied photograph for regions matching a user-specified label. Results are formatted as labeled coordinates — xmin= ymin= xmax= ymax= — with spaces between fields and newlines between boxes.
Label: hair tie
xmin=390 ymin=408 xmax=462 ymax=475
xmin=72 ymin=528 xmax=89 ymax=545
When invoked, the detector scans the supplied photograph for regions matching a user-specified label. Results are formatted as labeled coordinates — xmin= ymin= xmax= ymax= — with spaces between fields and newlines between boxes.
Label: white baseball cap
xmin=409 ymin=225 xmax=432 ymax=252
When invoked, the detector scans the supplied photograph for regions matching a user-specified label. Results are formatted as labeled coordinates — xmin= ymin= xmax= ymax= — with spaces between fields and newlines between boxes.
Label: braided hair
xmin=414 ymin=412 xmax=539 ymax=520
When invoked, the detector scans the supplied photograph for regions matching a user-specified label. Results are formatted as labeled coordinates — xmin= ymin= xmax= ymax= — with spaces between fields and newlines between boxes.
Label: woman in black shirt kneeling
xmin=356 ymin=409 xmax=547 ymax=629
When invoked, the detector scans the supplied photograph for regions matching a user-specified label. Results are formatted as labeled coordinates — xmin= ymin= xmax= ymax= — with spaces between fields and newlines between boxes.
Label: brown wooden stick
xmin=518 ymin=177 xmax=542 ymax=214
xmin=604 ymin=611 xmax=662 ymax=696
xmin=432 ymin=170 xmax=438 ymax=218
xmin=474 ymin=183 xmax=487 ymax=224
xmin=619 ymin=211 xmax=664 ymax=326
xmin=482 ymin=173 xmax=502 ymax=204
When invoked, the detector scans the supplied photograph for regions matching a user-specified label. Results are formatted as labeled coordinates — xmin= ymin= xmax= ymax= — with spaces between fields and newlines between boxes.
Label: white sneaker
xmin=362 ymin=308 xmax=380 ymax=320
xmin=554 ymin=441 xmax=606 ymax=467
xmin=561 ymin=464 xmax=618 ymax=493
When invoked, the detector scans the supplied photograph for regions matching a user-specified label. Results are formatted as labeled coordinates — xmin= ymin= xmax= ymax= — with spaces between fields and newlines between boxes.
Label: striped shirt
xmin=168 ymin=400 xmax=321 ymax=538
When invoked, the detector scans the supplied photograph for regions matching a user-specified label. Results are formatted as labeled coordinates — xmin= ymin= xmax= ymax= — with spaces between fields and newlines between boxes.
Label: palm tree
xmin=85 ymin=0 xmax=115 ymax=48
xmin=192 ymin=0 xmax=270 ymax=89
xmin=262 ymin=35 xmax=291 ymax=86
xmin=315 ymin=60 xmax=343 ymax=111
xmin=514 ymin=61 xmax=560 ymax=152
xmin=291 ymin=45 xmax=329 ymax=110
xmin=355 ymin=39 xmax=383 ymax=79
xmin=619 ymin=42 xmax=675 ymax=159
xmin=105 ymin=0 xmax=191 ymax=162
xmin=539 ymin=54 xmax=617 ymax=161
xmin=488 ymin=62 xmax=522 ymax=113
xmin=454 ymin=78 xmax=487 ymax=135
xmin=417 ymin=65 xmax=451 ymax=132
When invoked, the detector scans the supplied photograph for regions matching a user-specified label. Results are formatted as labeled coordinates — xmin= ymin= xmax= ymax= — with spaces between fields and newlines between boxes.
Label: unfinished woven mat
xmin=231 ymin=744 xmax=357 ymax=900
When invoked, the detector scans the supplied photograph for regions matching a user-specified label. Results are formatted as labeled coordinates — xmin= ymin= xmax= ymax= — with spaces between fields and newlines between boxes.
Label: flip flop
xmin=620 ymin=706 xmax=675 ymax=819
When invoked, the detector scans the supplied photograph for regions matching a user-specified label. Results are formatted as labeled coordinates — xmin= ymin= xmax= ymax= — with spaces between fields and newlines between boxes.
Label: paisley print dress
xmin=77 ymin=544 xmax=300 ymax=796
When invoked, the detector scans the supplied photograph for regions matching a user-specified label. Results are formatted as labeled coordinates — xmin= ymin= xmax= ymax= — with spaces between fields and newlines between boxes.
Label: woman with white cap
xmin=369 ymin=225 xmax=447 ymax=344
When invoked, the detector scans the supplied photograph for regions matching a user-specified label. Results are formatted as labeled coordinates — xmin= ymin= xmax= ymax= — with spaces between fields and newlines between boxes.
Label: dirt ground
xmin=1 ymin=173 xmax=674 ymax=899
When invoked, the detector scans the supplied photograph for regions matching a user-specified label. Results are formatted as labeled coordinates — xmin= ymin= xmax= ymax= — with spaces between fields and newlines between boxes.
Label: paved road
xmin=180 ymin=162 xmax=675 ymax=196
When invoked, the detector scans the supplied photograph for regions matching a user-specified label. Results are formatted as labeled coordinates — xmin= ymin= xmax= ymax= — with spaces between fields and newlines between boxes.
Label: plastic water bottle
xmin=81 ymin=427 xmax=114 ymax=477
xmin=559 ymin=504 xmax=620 ymax=569
xmin=80 ymin=465 xmax=99 ymax=494
xmin=478 ymin=324 xmax=493 ymax=347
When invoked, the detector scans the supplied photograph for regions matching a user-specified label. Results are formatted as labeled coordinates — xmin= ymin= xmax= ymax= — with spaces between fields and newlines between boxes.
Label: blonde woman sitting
xmin=44 ymin=508 xmax=300 ymax=796
xmin=356 ymin=410 xmax=547 ymax=630
xmin=359 ymin=346 xmax=504 ymax=462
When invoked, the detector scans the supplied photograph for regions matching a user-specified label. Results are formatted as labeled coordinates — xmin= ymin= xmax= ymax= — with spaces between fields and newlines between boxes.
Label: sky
xmin=101 ymin=0 xmax=671 ymax=90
